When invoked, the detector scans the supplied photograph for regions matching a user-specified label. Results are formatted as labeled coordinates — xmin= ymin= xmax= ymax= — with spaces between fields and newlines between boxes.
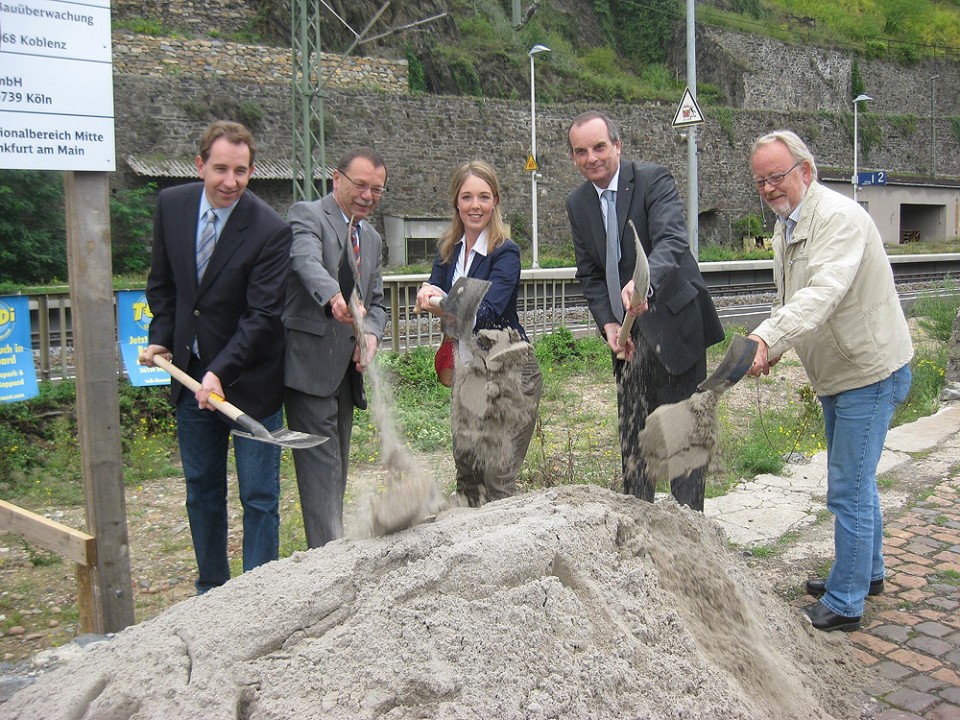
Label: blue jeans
xmin=176 ymin=393 xmax=282 ymax=595
xmin=819 ymin=363 xmax=911 ymax=618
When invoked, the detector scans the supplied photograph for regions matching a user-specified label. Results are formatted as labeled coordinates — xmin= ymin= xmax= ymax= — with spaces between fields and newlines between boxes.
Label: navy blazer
xmin=428 ymin=239 xmax=528 ymax=342
xmin=147 ymin=182 xmax=292 ymax=418
xmin=567 ymin=160 xmax=723 ymax=375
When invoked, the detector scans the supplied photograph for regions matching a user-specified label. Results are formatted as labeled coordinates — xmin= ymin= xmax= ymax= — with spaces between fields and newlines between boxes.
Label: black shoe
xmin=802 ymin=601 xmax=861 ymax=632
xmin=804 ymin=577 xmax=884 ymax=597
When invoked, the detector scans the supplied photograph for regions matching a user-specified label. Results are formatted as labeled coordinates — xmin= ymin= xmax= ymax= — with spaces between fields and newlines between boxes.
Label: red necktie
xmin=351 ymin=223 xmax=361 ymax=276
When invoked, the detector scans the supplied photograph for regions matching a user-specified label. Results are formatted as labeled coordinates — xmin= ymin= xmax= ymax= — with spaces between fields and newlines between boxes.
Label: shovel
xmin=150 ymin=355 xmax=327 ymax=449
xmin=697 ymin=334 xmax=759 ymax=394
xmin=616 ymin=220 xmax=650 ymax=361
xmin=340 ymin=216 xmax=369 ymax=369
xmin=637 ymin=334 xmax=758 ymax=488
xmin=414 ymin=276 xmax=492 ymax=340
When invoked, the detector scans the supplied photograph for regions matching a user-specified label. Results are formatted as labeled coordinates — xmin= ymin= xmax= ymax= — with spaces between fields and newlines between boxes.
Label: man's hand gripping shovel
xmin=616 ymin=220 xmax=650 ymax=361
xmin=144 ymin=354 xmax=327 ymax=449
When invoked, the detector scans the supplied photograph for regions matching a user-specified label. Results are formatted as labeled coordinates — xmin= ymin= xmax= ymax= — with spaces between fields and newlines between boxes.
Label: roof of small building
xmin=125 ymin=155 xmax=333 ymax=181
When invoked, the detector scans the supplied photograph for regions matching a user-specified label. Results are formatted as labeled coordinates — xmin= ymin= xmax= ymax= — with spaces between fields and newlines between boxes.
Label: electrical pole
xmin=685 ymin=0 xmax=698 ymax=257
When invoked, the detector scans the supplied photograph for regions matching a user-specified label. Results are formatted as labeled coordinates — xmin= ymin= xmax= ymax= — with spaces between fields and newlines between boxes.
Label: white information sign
xmin=0 ymin=0 xmax=115 ymax=171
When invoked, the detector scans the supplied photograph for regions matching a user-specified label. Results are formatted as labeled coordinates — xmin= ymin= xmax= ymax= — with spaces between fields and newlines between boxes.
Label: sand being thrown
xmin=359 ymin=327 xmax=537 ymax=535
xmin=0 ymin=486 xmax=871 ymax=719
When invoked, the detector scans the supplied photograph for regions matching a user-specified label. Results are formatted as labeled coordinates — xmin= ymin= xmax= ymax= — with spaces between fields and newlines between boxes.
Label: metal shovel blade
xmin=439 ymin=276 xmax=492 ymax=339
xmin=232 ymin=427 xmax=328 ymax=449
xmin=232 ymin=413 xmax=328 ymax=449
xmin=697 ymin=334 xmax=759 ymax=394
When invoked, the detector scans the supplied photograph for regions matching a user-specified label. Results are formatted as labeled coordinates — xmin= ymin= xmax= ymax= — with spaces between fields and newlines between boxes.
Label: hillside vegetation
xmin=113 ymin=1 xmax=960 ymax=103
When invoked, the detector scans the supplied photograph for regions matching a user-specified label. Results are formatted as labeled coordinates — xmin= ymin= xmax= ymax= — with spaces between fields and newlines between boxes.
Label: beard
xmin=763 ymin=181 xmax=808 ymax=218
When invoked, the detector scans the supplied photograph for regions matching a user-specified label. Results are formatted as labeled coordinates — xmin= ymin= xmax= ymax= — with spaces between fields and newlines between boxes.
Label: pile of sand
xmin=1 ymin=486 xmax=869 ymax=720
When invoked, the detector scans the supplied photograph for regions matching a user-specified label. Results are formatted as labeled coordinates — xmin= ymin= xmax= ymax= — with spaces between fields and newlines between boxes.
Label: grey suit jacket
xmin=282 ymin=193 xmax=387 ymax=400
xmin=566 ymin=160 xmax=724 ymax=375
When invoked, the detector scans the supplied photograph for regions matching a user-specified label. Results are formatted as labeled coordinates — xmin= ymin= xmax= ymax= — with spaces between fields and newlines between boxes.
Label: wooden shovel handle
xmin=616 ymin=296 xmax=642 ymax=360
xmin=413 ymin=295 xmax=442 ymax=313
xmin=150 ymin=354 xmax=244 ymax=424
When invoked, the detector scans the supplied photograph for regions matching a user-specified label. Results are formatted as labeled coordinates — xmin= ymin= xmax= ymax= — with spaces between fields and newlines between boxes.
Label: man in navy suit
xmin=283 ymin=147 xmax=388 ymax=548
xmin=142 ymin=120 xmax=292 ymax=593
xmin=566 ymin=111 xmax=724 ymax=511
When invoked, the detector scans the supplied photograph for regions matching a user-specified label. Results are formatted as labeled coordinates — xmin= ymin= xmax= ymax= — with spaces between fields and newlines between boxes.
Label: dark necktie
xmin=196 ymin=208 xmax=218 ymax=282
xmin=602 ymin=189 xmax=624 ymax=319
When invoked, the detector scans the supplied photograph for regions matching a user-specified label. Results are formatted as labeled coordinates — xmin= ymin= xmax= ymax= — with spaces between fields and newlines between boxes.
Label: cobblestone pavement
xmin=845 ymin=478 xmax=960 ymax=719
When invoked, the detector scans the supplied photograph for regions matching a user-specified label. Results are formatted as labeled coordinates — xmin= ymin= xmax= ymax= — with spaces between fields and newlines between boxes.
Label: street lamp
xmin=931 ymin=76 xmax=940 ymax=178
xmin=852 ymin=94 xmax=872 ymax=203
xmin=529 ymin=44 xmax=550 ymax=269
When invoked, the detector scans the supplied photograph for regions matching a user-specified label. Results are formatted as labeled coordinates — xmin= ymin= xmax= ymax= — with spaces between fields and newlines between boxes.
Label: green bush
xmin=911 ymin=288 xmax=960 ymax=343
xmin=535 ymin=327 xmax=608 ymax=368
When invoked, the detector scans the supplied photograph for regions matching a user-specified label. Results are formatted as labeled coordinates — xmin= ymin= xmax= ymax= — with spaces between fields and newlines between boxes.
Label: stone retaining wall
xmin=111 ymin=32 xmax=407 ymax=91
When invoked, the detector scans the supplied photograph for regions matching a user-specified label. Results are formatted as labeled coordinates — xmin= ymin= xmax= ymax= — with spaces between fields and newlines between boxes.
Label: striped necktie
xmin=351 ymin=222 xmax=361 ymax=276
xmin=196 ymin=208 xmax=218 ymax=282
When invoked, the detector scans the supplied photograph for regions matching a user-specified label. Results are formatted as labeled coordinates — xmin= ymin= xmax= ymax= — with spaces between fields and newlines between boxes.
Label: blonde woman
xmin=416 ymin=160 xmax=542 ymax=506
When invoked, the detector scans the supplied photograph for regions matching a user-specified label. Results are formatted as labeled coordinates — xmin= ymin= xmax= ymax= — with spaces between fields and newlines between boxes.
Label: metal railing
xmin=23 ymin=270 xmax=590 ymax=380
xmin=25 ymin=253 xmax=960 ymax=377
xmin=381 ymin=269 xmax=588 ymax=352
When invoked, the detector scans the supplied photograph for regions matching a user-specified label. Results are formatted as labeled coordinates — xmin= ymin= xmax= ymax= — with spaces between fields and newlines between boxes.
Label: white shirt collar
xmin=455 ymin=228 xmax=490 ymax=280
xmin=592 ymin=168 xmax=621 ymax=200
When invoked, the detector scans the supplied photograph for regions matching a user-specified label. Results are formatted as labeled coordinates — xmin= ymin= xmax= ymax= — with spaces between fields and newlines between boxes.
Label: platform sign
xmin=117 ymin=291 xmax=170 ymax=387
xmin=857 ymin=171 xmax=887 ymax=187
xmin=0 ymin=0 xmax=115 ymax=171
xmin=0 ymin=296 xmax=39 ymax=402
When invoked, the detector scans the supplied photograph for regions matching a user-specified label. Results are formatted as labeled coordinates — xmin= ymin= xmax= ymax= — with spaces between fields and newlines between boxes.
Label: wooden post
xmin=63 ymin=171 xmax=135 ymax=632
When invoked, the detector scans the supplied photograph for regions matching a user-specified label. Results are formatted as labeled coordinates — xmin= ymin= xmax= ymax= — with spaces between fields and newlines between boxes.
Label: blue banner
xmin=0 ymin=296 xmax=39 ymax=403
xmin=117 ymin=290 xmax=169 ymax=387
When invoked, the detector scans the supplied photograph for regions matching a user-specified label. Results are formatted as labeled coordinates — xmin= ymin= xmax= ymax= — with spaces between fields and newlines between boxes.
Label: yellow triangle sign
xmin=672 ymin=87 xmax=705 ymax=128
xmin=524 ymin=153 xmax=539 ymax=172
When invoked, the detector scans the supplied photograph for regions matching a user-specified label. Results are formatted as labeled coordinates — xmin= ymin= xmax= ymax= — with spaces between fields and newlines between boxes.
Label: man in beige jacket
xmin=747 ymin=130 xmax=913 ymax=633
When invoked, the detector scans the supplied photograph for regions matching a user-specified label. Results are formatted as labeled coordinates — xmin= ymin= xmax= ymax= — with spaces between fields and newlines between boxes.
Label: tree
xmin=610 ymin=0 xmax=679 ymax=70
xmin=0 ymin=170 xmax=67 ymax=285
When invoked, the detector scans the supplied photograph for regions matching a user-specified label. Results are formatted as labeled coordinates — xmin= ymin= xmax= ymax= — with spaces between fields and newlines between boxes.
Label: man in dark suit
xmin=566 ymin=110 xmax=724 ymax=511
xmin=283 ymin=147 xmax=388 ymax=548
xmin=142 ymin=120 xmax=292 ymax=594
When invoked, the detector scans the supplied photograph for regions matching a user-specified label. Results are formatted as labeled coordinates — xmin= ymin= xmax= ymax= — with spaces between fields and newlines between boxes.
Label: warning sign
xmin=672 ymin=87 xmax=705 ymax=128
xmin=524 ymin=153 xmax=539 ymax=172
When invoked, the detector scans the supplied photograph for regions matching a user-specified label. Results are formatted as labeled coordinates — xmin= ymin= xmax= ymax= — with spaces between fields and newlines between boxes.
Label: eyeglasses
xmin=753 ymin=161 xmax=802 ymax=189
xmin=340 ymin=171 xmax=387 ymax=197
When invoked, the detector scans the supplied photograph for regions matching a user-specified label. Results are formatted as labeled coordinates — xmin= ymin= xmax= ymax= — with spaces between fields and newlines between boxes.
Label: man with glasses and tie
xmin=565 ymin=110 xmax=723 ymax=511
xmin=142 ymin=120 xmax=292 ymax=594
xmin=746 ymin=131 xmax=912 ymax=632
xmin=283 ymin=147 xmax=388 ymax=548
